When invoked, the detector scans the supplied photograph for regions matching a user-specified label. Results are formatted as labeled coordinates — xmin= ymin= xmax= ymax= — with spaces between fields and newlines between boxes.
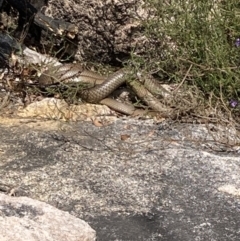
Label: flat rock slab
xmin=0 ymin=117 xmax=240 ymax=240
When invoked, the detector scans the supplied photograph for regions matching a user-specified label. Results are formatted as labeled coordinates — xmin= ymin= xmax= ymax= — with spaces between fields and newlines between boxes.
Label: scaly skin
xmin=80 ymin=69 xmax=128 ymax=103
xmin=38 ymin=64 xmax=172 ymax=115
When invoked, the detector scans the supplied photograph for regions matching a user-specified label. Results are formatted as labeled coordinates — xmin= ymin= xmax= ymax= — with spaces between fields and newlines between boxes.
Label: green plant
xmin=140 ymin=0 xmax=240 ymax=106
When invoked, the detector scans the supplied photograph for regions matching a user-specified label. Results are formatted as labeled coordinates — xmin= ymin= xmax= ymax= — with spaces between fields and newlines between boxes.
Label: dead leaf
xmin=121 ymin=134 xmax=131 ymax=141
xmin=91 ymin=118 xmax=104 ymax=127
xmin=22 ymin=68 xmax=30 ymax=76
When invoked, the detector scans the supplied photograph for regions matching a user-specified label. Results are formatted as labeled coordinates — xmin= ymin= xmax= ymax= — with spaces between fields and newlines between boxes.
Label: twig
xmin=173 ymin=64 xmax=192 ymax=93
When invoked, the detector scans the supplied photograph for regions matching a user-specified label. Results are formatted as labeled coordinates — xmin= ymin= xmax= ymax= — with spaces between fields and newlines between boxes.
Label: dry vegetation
xmin=0 ymin=0 xmax=240 ymax=144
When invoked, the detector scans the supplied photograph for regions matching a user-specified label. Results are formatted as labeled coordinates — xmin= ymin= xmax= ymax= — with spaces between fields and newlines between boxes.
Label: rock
xmin=0 ymin=117 xmax=240 ymax=240
xmin=1 ymin=1 xmax=159 ymax=63
xmin=17 ymin=98 xmax=117 ymax=122
xmin=44 ymin=0 xmax=154 ymax=62
xmin=0 ymin=193 xmax=96 ymax=241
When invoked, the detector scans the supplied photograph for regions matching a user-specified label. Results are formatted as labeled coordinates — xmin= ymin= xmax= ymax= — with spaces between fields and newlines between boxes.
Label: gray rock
xmin=0 ymin=117 xmax=240 ymax=240
xmin=0 ymin=193 xmax=96 ymax=241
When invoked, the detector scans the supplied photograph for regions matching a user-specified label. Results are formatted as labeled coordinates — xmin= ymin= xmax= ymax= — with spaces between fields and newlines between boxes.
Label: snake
xmin=38 ymin=64 xmax=172 ymax=116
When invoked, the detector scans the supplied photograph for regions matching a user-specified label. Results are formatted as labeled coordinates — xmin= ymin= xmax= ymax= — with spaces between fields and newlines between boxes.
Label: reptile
xmin=38 ymin=64 xmax=173 ymax=116
xmin=0 ymin=2 xmax=172 ymax=116
xmin=0 ymin=32 xmax=172 ymax=116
